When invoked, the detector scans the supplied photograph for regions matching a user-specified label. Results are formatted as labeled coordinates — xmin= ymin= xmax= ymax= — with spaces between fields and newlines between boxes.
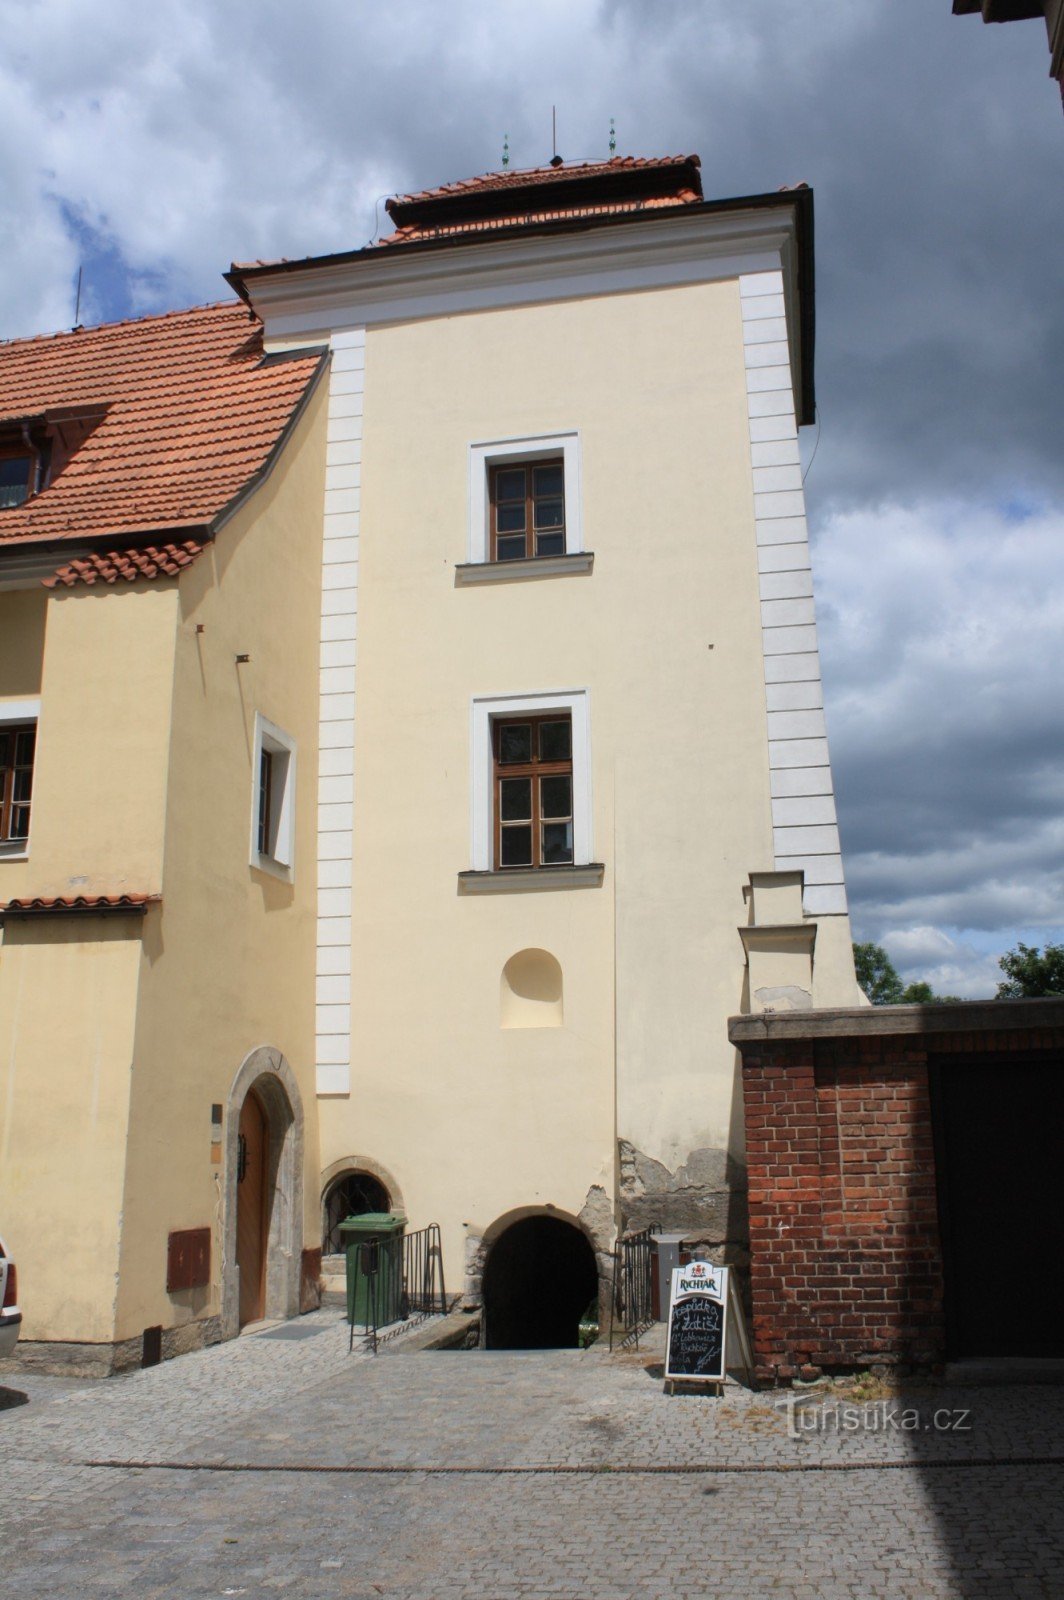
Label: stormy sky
xmin=3 ymin=1 xmax=1061 ymax=996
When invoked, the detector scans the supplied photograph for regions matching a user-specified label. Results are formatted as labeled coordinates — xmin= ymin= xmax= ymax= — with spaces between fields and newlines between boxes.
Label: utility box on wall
xmin=166 ymin=1227 xmax=211 ymax=1293
xmin=649 ymin=1233 xmax=691 ymax=1321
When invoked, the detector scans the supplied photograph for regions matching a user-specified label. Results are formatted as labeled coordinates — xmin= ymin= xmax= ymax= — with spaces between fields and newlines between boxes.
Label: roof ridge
xmin=390 ymin=154 xmax=699 ymax=207
xmin=0 ymin=298 xmax=253 ymax=352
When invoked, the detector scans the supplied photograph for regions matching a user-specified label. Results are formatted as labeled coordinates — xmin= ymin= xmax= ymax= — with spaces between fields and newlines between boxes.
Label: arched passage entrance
xmin=222 ymin=1046 xmax=305 ymax=1339
xmin=482 ymin=1214 xmax=598 ymax=1349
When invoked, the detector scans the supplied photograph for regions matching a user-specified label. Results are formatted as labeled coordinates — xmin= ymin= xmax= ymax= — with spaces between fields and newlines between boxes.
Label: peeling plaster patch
xmin=578 ymin=1182 xmax=618 ymax=1331
xmin=754 ymin=985 xmax=812 ymax=1011
xmin=577 ymin=1182 xmax=615 ymax=1255
xmin=617 ymin=1139 xmax=748 ymax=1244
xmin=618 ymin=1141 xmax=743 ymax=1198
xmin=462 ymin=1230 xmax=486 ymax=1312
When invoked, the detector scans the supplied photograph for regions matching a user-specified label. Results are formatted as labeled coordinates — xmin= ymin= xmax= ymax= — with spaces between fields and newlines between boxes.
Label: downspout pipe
xmin=20 ymin=422 xmax=43 ymax=497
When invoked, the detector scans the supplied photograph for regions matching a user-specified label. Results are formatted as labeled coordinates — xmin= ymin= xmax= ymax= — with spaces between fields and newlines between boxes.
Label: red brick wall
xmin=740 ymin=1036 xmax=944 ymax=1383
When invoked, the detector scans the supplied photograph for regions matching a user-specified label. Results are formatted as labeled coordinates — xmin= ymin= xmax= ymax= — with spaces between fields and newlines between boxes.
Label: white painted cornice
xmin=249 ymin=204 xmax=801 ymax=348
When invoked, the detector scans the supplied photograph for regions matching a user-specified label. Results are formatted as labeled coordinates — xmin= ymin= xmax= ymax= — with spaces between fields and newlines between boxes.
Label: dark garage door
xmin=931 ymin=1053 xmax=1064 ymax=1359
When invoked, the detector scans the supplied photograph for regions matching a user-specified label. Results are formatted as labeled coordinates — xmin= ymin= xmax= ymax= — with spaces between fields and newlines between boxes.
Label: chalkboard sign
xmin=665 ymin=1263 xmax=728 ymax=1385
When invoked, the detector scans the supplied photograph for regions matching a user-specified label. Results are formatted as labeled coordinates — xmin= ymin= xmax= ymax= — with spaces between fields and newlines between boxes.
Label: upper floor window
xmin=0 ymin=457 xmax=34 ymax=510
xmin=250 ymin=714 xmax=297 ymax=879
xmin=490 ymin=459 xmax=565 ymax=562
xmin=464 ymin=433 xmax=585 ymax=574
xmin=493 ymin=713 xmax=574 ymax=868
xmin=0 ymin=724 xmax=35 ymax=850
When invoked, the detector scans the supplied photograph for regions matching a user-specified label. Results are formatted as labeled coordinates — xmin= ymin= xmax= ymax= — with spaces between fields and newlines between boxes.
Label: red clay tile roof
xmin=0 ymin=894 xmax=159 ymax=920
xmin=42 ymin=540 xmax=205 ymax=589
xmin=0 ymin=301 xmax=325 ymax=551
xmin=387 ymin=154 xmax=702 ymax=208
xmin=379 ymin=155 xmax=703 ymax=247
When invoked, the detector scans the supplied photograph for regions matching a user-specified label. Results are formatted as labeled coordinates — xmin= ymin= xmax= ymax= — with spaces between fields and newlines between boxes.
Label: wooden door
xmin=236 ymin=1089 xmax=269 ymax=1327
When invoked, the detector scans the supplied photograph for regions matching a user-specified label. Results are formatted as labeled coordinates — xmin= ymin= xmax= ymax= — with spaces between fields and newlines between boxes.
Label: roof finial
xmin=502 ymin=133 xmax=510 ymax=169
xmin=609 ymin=117 xmax=616 ymax=157
xmin=550 ymin=105 xmax=563 ymax=168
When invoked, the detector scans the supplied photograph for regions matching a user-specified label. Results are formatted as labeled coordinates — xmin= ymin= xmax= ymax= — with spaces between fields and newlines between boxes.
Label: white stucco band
xmin=315 ymin=328 xmax=364 ymax=1098
xmin=470 ymin=689 xmax=591 ymax=872
xmin=740 ymin=270 xmax=848 ymax=918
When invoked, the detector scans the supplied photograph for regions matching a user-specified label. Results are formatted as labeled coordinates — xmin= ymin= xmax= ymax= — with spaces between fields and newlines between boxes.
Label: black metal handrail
xmin=349 ymin=1223 xmax=447 ymax=1353
xmin=608 ymin=1224 xmax=659 ymax=1351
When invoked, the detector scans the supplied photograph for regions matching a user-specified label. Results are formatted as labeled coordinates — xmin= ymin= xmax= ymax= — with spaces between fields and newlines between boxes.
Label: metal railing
xmin=348 ymin=1224 xmax=447 ymax=1354
xmin=608 ymin=1224 xmax=659 ymax=1351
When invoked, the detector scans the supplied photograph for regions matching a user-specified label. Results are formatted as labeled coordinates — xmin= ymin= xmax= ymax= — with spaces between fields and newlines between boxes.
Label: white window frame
xmin=250 ymin=713 xmax=297 ymax=879
xmin=470 ymin=689 xmax=592 ymax=872
xmin=0 ymin=697 xmax=40 ymax=859
xmin=467 ymin=432 xmax=583 ymax=564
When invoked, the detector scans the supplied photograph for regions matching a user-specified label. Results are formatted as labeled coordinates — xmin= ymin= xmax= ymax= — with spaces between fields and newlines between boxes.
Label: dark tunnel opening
xmin=482 ymin=1215 xmax=598 ymax=1350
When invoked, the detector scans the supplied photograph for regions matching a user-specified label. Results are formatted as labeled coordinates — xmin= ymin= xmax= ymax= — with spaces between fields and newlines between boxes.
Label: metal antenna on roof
xmin=502 ymin=133 xmax=510 ymax=169
xmin=550 ymin=106 xmax=563 ymax=167
xmin=73 ymin=264 xmax=83 ymax=329
xmin=609 ymin=118 xmax=616 ymax=157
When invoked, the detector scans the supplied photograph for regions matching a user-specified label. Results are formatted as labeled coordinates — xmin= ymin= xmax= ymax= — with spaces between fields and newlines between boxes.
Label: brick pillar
xmin=742 ymin=1042 xmax=822 ymax=1382
xmin=740 ymin=1034 xmax=945 ymax=1384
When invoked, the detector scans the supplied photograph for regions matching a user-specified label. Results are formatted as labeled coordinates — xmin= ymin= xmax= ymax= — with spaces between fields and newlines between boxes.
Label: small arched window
xmin=321 ymin=1171 xmax=390 ymax=1255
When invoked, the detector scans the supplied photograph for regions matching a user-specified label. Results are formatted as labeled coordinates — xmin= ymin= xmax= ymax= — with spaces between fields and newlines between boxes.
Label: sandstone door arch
xmin=222 ymin=1046 xmax=305 ymax=1340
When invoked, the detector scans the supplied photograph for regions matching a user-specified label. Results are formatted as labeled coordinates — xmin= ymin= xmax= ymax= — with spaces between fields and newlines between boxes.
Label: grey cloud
xmin=4 ymin=0 xmax=1062 ymax=976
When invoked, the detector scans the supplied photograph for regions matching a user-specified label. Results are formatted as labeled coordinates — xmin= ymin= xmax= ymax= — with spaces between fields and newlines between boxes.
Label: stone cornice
xmin=729 ymin=996 xmax=1064 ymax=1044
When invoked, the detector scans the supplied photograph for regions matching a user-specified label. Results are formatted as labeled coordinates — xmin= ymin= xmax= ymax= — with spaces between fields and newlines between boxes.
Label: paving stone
xmin=2 ymin=1309 xmax=1063 ymax=1596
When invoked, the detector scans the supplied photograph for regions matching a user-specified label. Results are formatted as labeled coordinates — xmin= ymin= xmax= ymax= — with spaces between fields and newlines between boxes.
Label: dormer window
xmin=0 ymin=406 xmax=104 ymax=510
xmin=0 ymin=455 xmax=33 ymax=510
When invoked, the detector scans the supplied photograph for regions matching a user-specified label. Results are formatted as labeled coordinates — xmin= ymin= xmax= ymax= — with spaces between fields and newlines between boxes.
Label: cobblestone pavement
xmin=4 ymin=1309 xmax=1063 ymax=1598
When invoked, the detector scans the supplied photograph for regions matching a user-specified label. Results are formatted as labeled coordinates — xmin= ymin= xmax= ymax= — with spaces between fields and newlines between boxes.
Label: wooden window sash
xmin=493 ymin=713 xmax=573 ymax=869
xmin=489 ymin=458 xmax=565 ymax=562
xmin=0 ymin=453 xmax=33 ymax=510
xmin=257 ymin=747 xmax=273 ymax=856
xmin=0 ymin=723 xmax=34 ymax=843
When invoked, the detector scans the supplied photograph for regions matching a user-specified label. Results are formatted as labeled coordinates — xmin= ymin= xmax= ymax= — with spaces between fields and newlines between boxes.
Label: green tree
xmin=996 ymin=942 xmax=1064 ymax=999
xmin=853 ymin=945 xmax=961 ymax=1005
xmin=853 ymin=942 xmax=903 ymax=1005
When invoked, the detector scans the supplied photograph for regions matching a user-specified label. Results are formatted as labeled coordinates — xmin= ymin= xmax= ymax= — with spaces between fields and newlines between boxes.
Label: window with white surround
xmin=465 ymin=432 xmax=584 ymax=570
xmin=469 ymin=689 xmax=593 ymax=874
xmin=0 ymin=700 xmax=39 ymax=858
xmin=251 ymin=714 xmax=296 ymax=878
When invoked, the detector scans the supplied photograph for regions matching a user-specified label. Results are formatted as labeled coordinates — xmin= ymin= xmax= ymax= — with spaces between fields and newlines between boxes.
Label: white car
xmin=0 ymin=1235 xmax=20 ymax=1358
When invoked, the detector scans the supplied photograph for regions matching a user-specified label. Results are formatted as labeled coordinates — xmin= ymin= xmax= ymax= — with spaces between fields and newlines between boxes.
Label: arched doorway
xmin=236 ymin=1088 xmax=270 ymax=1326
xmin=222 ymin=1047 xmax=305 ymax=1340
xmin=482 ymin=1215 xmax=598 ymax=1349
xmin=321 ymin=1170 xmax=390 ymax=1256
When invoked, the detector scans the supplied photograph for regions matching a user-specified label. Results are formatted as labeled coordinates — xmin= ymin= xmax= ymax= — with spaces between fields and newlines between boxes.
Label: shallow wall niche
xmin=500 ymin=948 xmax=563 ymax=1029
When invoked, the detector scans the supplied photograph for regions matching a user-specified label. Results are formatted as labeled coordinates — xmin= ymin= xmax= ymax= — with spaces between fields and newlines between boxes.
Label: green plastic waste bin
xmin=339 ymin=1212 xmax=406 ymax=1330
